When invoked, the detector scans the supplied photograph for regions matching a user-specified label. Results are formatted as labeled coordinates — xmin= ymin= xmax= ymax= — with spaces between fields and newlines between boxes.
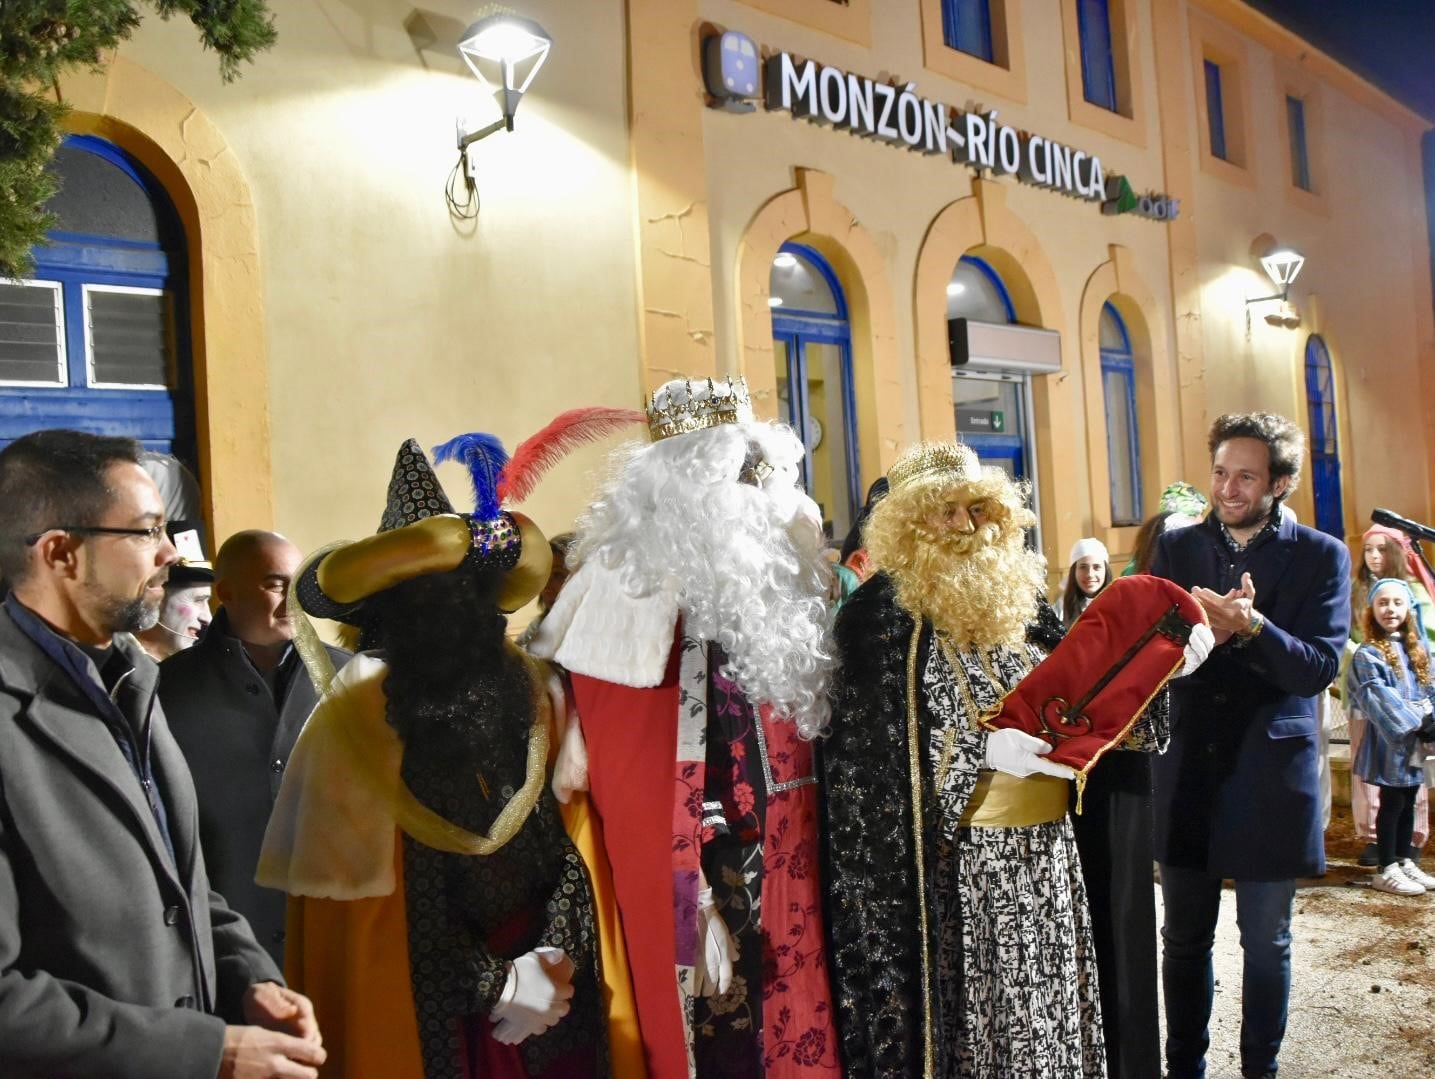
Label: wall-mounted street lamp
xmin=447 ymin=10 xmax=552 ymax=220
xmin=456 ymin=12 xmax=552 ymax=149
xmin=1246 ymin=248 xmax=1305 ymax=305
xmin=1245 ymin=246 xmax=1305 ymax=330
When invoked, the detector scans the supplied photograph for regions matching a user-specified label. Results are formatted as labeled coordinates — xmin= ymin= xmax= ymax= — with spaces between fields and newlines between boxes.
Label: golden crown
xmin=646 ymin=376 xmax=754 ymax=442
xmin=887 ymin=441 xmax=983 ymax=492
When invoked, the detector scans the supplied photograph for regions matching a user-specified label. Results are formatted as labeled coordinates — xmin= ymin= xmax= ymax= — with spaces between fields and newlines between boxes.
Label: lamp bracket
xmin=457 ymin=116 xmax=509 ymax=150
xmin=1244 ymin=290 xmax=1289 ymax=306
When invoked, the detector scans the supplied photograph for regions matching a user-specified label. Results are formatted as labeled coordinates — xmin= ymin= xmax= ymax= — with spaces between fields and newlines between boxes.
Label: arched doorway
xmin=770 ymin=242 xmax=859 ymax=538
xmin=1100 ymin=302 xmax=1142 ymax=526
xmin=947 ymin=254 xmax=1043 ymax=480
xmin=0 ymin=135 xmax=195 ymax=468
xmin=1304 ymin=334 xmax=1344 ymax=538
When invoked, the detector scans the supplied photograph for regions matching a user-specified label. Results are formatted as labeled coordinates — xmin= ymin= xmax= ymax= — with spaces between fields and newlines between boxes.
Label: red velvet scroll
xmin=985 ymin=575 xmax=1208 ymax=774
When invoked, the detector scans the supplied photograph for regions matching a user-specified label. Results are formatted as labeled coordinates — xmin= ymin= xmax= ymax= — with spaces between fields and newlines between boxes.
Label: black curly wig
xmin=367 ymin=561 xmax=532 ymax=760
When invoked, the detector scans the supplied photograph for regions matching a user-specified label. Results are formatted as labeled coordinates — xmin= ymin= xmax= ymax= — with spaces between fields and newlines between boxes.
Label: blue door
xmin=770 ymin=242 xmax=860 ymax=538
xmin=1304 ymin=335 xmax=1344 ymax=538
xmin=0 ymin=135 xmax=194 ymax=467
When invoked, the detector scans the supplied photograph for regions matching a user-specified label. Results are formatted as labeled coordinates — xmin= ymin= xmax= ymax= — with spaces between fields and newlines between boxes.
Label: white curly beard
xmin=572 ymin=423 xmax=837 ymax=737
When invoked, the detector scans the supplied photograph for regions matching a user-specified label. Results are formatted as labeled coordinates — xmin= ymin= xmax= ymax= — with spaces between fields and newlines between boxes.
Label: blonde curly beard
xmin=863 ymin=472 xmax=1048 ymax=648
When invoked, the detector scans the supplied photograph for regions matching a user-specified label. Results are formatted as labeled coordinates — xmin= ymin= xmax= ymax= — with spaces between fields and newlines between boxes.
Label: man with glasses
xmin=0 ymin=429 xmax=325 ymax=1078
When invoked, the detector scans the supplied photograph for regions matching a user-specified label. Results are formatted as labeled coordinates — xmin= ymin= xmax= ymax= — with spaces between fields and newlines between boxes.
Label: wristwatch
xmin=1238 ymin=611 xmax=1265 ymax=640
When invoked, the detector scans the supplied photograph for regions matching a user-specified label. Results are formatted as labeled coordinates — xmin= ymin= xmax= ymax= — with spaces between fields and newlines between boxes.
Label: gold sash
xmin=960 ymin=771 xmax=1070 ymax=829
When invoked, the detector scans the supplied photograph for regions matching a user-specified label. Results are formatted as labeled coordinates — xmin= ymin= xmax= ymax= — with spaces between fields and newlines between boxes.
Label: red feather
xmin=497 ymin=406 xmax=647 ymax=504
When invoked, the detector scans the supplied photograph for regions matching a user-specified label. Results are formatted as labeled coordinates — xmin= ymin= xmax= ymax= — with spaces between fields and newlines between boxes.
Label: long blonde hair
xmin=1362 ymin=605 xmax=1432 ymax=687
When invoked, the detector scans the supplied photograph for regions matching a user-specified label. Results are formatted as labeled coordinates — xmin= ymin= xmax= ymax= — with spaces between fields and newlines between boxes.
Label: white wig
xmin=571 ymin=420 xmax=835 ymax=736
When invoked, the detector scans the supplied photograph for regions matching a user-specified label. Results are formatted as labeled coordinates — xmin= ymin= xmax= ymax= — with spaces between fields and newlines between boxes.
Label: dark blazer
xmin=160 ymin=610 xmax=349 ymax=965
xmin=1150 ymin=512 xmax=1350 ymax=880
xmin=0 ymin=606 xmax=280 ymax=1078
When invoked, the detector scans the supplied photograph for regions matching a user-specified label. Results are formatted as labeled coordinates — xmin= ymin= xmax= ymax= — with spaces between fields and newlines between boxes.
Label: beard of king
xmin=863 ymin=473 xmax=1050 ymax=650
xmin=571 ymin=422 xmax=837 ymax=737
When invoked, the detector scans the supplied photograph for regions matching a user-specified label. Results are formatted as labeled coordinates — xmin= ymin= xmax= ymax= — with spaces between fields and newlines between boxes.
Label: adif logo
xmin=1101 ymin=175 xmax=1181 ymax=221
xmin=702 ymin=31 xmax=760 ymax=112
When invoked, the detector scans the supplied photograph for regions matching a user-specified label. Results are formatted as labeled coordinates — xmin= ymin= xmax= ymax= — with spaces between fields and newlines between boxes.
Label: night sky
xmin=1245 ymin=1 xmax=1435 ymax=303
xmin=1246 ymin=0 xmax=1435 ymax=120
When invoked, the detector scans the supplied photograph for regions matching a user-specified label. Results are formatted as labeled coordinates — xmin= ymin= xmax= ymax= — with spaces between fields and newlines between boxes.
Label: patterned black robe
xmin=401 ymin=719 xmax=607 ymax=1078
xmin=819 ymin=573 xmax=1093 ymax=1077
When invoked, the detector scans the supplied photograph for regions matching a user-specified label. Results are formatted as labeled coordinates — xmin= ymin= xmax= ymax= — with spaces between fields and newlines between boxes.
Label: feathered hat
xmin=295 ymin=407 xmax=645 ymax=630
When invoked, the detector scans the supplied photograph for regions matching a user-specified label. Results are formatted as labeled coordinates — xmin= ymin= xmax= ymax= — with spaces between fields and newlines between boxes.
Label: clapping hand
xmin=1191 ymin=572 xmax=1257 ymax=644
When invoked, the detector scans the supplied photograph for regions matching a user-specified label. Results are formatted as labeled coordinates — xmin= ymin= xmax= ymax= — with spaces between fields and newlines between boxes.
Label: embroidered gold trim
xmin=935 ymin=725 xmax=958 ymax=791
xmin=331 ymin=643 xmax=550 ymax=856
xmin=937 ymin=634 xmax=992 ymax=728
xmin=1071 ymin=652 xmax=1185 ymax=813
xmin=906 ymin=626 xmax=936 ymax=1079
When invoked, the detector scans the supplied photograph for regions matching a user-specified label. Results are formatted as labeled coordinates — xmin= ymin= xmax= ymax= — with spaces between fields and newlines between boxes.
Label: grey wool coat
xmin=0 ymin=603 xmax=281 ymax=1079
xmin=160 ymin=610 xmax=350 ymax=968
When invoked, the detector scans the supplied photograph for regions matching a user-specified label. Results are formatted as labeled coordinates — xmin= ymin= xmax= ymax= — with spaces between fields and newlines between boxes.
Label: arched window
xmin=0 ymin=135 xmax=194 ymax=466
xmin=770 ymin=243 xmax=859 ymax=538
xmin=1100 ymin=302 xmax=1142 ymax=525
xmin=1304 ymin=335 xmax=1344 ymax=538
xmin=946 ymin=255 xmax=1015 ymax=324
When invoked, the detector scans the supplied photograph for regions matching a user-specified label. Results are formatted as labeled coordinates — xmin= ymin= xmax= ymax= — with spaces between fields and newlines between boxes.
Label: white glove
xmin=1179 ymin=623 xmax=1216 ymax=677
xmin=490 ymin=947 xmax=575 ymax=1044
xmin=984 ymin=728 xmax=1076 ymax=780
xmin=1422 ymin=698 xmax=1433 ymax=717
xmin=551 ymin=705 xmax=589 ymax=804
xmin=692 ymin=888 xmax=735 ymax=998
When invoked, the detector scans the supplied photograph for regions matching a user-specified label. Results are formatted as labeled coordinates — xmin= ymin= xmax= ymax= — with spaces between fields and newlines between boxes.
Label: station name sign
xmin=702 ymin=30 xmax=1178 ymax=221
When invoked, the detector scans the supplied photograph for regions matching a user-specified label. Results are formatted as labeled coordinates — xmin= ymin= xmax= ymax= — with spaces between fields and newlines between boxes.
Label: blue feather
xmin=432 ymin=432 xmax=509 ymax=520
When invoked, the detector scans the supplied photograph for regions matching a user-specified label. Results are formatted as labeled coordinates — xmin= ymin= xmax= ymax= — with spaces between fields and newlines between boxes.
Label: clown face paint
xmin=161 ymin=584 xmax=213 ymax=647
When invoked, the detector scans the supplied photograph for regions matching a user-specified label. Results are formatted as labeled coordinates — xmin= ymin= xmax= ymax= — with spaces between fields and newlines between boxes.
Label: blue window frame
xmin=770 ymin=242 xmax=860 ymax=538
xmin=1305 ymin=335 xmax=1344 ymax=538
xmin=941 ymin=0 xmax=994 ymax=63
xmin=1078 ymin=0 xmax=1118 ymax=112
xmin=949 ymin=255 xmax=1016 ymax=324
xmin=0 ymin=135 xmax=194 ymax=464
xmin=1287 ymin=95 xmax=1311 ymax=191
xmin=1099 ymin=303 xmax=1142 ymax=526
xmin=1204 ymin=59 xmax=1228 ymax=161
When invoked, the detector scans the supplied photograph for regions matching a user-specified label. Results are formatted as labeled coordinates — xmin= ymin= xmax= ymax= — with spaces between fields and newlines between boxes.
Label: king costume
xmin=257 ymin=417 xmax=641 ymax=1078
xmin=822 ymin=442 xmax=1206 ymax=1079
xmin=530 ymin=377 xmax=841 ymax=1078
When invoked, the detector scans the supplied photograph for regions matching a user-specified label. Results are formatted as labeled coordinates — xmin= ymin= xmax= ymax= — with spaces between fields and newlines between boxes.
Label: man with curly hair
xmin=821 ymin=440 xmax=1193 ymax=1078
xmin=1150 ymin=412 xmax=1349 ymax=1079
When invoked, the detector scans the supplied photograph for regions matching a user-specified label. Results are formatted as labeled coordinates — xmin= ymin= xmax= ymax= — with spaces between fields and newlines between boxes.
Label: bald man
xmin=160 ymin=531 xmax=350 ymax=967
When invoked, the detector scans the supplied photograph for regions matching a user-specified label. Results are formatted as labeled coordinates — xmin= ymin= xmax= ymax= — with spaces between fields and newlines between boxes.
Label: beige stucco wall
xmin=698 ymin=0 xmax=1181 ymax=566
xmin=66 ymin=0 xmax=1433 ymax=594
xmin=105 ymin=0 xmax=642 ymax=584
xmin=1177 ymin=1 xmax=1433 ymax=539
xmin=690 ymin=0 xmax=1433 ymax=572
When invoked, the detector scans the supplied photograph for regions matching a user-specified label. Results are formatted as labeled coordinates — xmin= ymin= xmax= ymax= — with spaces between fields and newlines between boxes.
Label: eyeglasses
xmin=24 ymin=523 xmax=169 ymax=546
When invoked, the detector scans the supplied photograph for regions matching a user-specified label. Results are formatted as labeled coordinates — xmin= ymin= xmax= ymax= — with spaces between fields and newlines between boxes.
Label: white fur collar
xmin=526 ymin=559 xmax=679 ymax=687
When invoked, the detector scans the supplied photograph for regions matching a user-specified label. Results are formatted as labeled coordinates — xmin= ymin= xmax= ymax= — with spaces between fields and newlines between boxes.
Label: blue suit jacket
xmin=1150 ymin=512 xmax=1350 ymax=880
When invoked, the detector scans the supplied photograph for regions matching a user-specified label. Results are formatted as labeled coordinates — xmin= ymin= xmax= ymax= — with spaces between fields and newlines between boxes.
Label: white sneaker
xmin=1399 ymin=859 xmax=1435 ymax=891
xmin=1373 ymin=864 xmax=1426 ymax=896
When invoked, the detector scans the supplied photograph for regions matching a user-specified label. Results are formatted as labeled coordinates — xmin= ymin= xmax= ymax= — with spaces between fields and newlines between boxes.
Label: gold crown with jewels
xmin=887 ymin=441 xmax=983 ymax=492
xmin=646 ymin=376 xmax=754 ymax=442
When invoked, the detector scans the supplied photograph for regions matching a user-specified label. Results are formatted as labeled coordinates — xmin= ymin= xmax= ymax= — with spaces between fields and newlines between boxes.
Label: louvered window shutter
xmin=0 ymin=280 xmax=66 ymax=385
xmin=85 ymin=285 xmax=171 ymax=388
